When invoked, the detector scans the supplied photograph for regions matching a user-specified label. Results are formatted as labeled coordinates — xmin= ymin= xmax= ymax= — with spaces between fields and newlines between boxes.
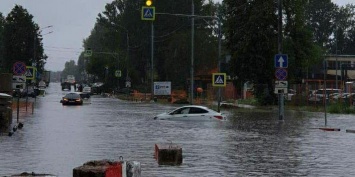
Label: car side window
xmin=172 ymin=108 xmax=183 ymax=114
xmin=181 ymin=108 xmax=190 ymax=114
xmin=189 ymin=107 xmax=208 ymax=114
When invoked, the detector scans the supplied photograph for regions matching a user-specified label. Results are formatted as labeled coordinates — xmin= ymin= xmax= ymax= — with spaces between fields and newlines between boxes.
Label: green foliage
xmin=2 ymin=5 xmax=45 ymax=73
xmin=306 ymin=0 xmax=337 ymax=47
xmin=81 ymin=0 xmax=221 ymax=91
xmin=224 ymin=0 xmax=277 ymax=104
xmin=283 ymin=0 xmax=325 ymax=83
xmin=327 ymin=102 xmax=355 ymax=114
xmin=330 ymin=4 xmax=355 ymax=55
xmin=0 ymin=13 xmax=4 ymax=72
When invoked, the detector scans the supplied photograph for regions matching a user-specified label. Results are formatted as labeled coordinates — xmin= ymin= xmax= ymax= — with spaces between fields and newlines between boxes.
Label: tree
xmin=330 ymin=4 xmax=355 ymax=55
xmin=3 ymin=5 xmax=45 ymax=73
xmin=283 ymin=0 xmax=324 ymax=83
xmin=83 ymin=0 xmax=221 ymax=92
xmin=0 ymin=13 xmax=4 ymax=72
xmin=225 ymin=0 xmax=278 ymax=104
xmin=306 ymin=0 xmax=337 ymax=48
xmin=61 ymin=60 xmax=78 ymax=80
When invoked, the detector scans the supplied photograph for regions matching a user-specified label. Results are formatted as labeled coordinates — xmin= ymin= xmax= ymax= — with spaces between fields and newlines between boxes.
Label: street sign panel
xmin=274 ymin=54 xmax=288 ymax=68
xmin=275 ymin=81 xmax=288 ymax=88
xmin=141 ymin=6 xmax=155 ymax=20
xmin=274 ymin=87 xmax=287 ymax=94
xmin=115 ymin=70 xmax=122 ymax=78
xmin=212 ymin=73 xmax=226 ymax=87
xmin=154 ymin=82 xmax=171 ymax=95
xmin=25 ymin=66 xmax=36 ymax=80
xmin=12 ymin=75 xmax=26 ymax=83
xmin=84 ymin=49 xmax=92 ymax=57
xmin=13 ymin=61 xmax=27 ymax=75
xmin=275 ymin=68 xmax=287 ymax=80
xmin=126 ymin=81 xmax=131 ymax=88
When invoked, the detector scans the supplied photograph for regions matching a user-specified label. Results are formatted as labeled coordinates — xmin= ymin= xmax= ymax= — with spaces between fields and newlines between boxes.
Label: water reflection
xmin=0 ymin=83 xmax=355 ymax=176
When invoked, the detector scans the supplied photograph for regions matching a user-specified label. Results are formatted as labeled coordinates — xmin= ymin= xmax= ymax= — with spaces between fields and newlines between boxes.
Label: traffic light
xmin=146 ymin=0 xmax=152 ymax=6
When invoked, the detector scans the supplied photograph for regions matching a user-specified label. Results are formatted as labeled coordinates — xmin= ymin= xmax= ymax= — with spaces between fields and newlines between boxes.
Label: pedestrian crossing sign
xmin=25 ymin=66 xmax=36 ymax=80
xmin=141 ymin=6 xmax=155 ymax=21
xmin=212 ymin=73 xmax=226 ymax=87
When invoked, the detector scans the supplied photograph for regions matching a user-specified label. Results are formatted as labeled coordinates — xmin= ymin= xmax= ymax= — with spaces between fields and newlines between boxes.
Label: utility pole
xmin=151 ymin=22 xmax=154 ymax=100
xmin=190 ymin=0 xmax=195 ymax=105
xmin=278 ymin=0 xmax=284 ymax=121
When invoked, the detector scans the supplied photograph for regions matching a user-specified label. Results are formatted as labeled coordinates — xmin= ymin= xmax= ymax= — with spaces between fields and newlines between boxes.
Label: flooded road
xmin=1 ymin=83 xmax=355 ymax=176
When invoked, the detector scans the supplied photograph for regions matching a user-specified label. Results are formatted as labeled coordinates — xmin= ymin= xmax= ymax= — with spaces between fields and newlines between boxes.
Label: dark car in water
xmin=60 ymin=92 xmax=83 ymax=105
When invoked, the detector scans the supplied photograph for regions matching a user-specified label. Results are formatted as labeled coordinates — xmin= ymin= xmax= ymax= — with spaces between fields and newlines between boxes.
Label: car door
xmin=187 ymin=107 xmax=209 ymax=121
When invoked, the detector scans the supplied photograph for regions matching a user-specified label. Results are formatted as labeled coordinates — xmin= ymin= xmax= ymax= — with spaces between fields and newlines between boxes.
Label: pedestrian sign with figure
xmin=212 ymin=73 xmax=226 ymax=87
xmin=141 ymin=6 xmax=155 ymax=20
xmin=25 ymin=66 xmax=37 ymax=80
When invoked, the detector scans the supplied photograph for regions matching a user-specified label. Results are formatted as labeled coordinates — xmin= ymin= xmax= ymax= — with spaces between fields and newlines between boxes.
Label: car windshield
xmin=65 ymin=93 xmax=80 ymax=99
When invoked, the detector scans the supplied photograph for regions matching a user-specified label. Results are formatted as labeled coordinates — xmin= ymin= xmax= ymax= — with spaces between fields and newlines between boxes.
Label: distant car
xmin=82 ymin=86 xmax=92 ymax=94
xmin=308 ymin=88 xmax=342 ymax=103
xmin=154 ymin=105 xmax=226 ymax=121
xmin=60 ymin=92 xmax=83 ymax=105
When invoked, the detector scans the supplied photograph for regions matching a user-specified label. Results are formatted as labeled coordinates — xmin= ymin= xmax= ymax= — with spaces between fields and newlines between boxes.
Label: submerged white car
xmin=154 ymin=105 xmax=226 ymax=121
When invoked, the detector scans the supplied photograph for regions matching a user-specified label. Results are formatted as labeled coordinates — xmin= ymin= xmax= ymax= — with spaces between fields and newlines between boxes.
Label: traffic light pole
xmin=190 ymin=1 xmax=194 ymax=105
xmin=151 ymin=21 xmax=154 ymax=101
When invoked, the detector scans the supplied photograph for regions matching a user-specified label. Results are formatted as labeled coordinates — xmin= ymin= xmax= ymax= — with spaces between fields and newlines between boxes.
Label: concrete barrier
xmin=319 ymin=127 xmax=341 ymax=131
xmin=154 ymin=143 xmax=182 ymax=165
xmin=9 ymin=172 xmax=56 ymax=176
xmin=73 ymin=159 xmax=140 ymax=177
xmin=346 ymin=129 xmax=355 ymax=133
xmin=0 ymin=93 xmax=12 ymax=132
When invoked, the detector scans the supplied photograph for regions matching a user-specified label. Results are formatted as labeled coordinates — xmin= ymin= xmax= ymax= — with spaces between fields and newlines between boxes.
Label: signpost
xmin=274 ymin=54 xmax=288 ymax=121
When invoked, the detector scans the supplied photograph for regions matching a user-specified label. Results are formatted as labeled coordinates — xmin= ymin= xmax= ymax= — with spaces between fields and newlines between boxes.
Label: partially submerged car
xmin=154 ymin=105 xmax=226 ymax=121
xmin=60 ymin=92 xmax=83 ymax=105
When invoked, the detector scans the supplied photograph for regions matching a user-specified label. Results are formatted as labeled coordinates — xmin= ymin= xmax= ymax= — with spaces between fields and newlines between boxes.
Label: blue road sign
xmin=275 ymin=68 xmax=287 ymax=80
xmin=212 ymin=73 xmax=226 ymax=87
xmin=141 ymin=6 xmax=155 ymax=21
xmin=274 ymin=54 xmax=288 ymax=68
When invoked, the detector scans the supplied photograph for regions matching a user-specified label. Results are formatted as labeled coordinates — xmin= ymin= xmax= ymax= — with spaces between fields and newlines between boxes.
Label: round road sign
xmin=13 ymin=61 xmax=27 ymax=75
xmin=275 ymin=68 xmax=287 ymax=80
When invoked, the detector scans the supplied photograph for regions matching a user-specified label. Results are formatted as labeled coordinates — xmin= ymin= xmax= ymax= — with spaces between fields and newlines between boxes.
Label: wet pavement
xmin=1 ymin=83 xmax=355 ymax=176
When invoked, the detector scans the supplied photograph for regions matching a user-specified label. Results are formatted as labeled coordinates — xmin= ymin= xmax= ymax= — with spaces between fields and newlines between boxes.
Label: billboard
xmin=154 ymin=82 xmax=171 ymax=95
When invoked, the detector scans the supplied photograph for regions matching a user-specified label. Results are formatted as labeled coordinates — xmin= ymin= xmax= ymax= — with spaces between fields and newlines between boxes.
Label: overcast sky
xmin=0 ymin=0 xmax=353 ymax=71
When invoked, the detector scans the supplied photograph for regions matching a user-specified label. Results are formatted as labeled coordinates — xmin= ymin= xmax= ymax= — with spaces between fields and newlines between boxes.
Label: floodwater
xmin=1 ymin=83 xmax=355 ymax=176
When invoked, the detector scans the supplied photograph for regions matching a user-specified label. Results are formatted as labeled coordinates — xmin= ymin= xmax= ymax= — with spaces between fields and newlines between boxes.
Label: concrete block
xmin=73 ymin=159 xmax=141 ymax=177
xmin=9 ymin=172 xmax=56 ymax=176
xmin=73 ymin=160 xmax=118 ymax=177
xmin=155 ymin=144 xmax=182 ymax=165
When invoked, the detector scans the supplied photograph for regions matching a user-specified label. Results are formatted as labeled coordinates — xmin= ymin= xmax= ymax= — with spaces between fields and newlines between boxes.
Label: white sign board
xmin=12 ymin=75 xmax=26 ymax=83
xmin=12 ymin=83 xmax=26 ymax=90
xmin=274 ymin=88 xmax=287 ymax=94
xmin=154 ymin=82 xmax=171 ymax=95
xmin=275 ymin=81 xmax=288 ymax=88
